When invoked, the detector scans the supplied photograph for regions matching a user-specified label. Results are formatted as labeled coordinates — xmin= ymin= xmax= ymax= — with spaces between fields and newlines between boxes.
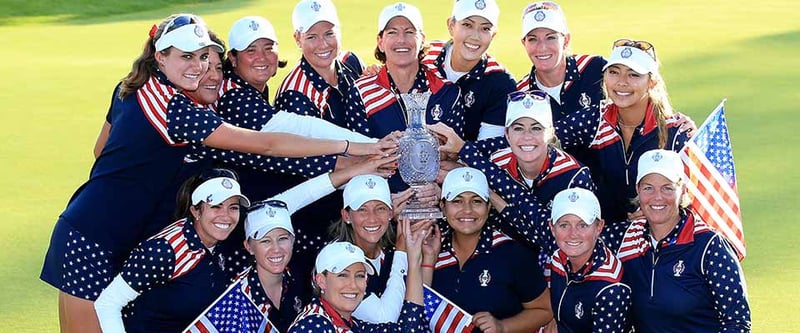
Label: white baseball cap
xmin=636 ymin=149 xmax=684 ymax=184
xmin=603 ymin=44 xmax=659 ymax=75
xmin=442 ymin=167 xmax=489 ymax=201
xmin=228 ymin=16 xmax=278 ymax=51
xmin=551 ymin=188 xmax=601 ymax=224
xmin=245 ymin=200 xmax=294 ymax=240
xmin=292 ymin=0 xmax=340 ymax=34
xmin=191 ymin=177 xmax=251 ymax=208
xmin=452 ymin=0 xmax=500 ymax=28
xmin=343 ymin=174 xmax=392 ymax=210
xmin=521 ymin=1 xmax=569 ymax=38
xmin=155 ymin=14 xmax=223 ymax=53
xmin=505 ymin=91 xmax=553 ymax=128
xmin=378 ymin=2 xmax=424 ymax=33
xmin=315 ymin=241 xmax=376 ymax=275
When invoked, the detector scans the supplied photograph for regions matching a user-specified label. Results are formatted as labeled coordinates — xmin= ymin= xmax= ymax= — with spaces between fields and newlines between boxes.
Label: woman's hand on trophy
xmin=380 ymin=130 xmax=404 ymax=144
xmin=427 ymin=123 xmax=464 ymax=155
xmin=391 ymin=188 xmax=415 ymax=221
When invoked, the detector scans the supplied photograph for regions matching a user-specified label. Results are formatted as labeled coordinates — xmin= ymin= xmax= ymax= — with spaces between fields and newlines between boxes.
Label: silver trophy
xmin=398 ymin=92 xmax=444 ymax=220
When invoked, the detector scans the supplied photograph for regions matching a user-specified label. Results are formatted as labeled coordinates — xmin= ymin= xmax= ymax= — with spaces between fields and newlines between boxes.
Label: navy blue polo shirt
xmin=617 ymin=212 xmax=751 ymax=332
xmin=421 ymin=40 xmax=516 ymax=141
xmin=548 ymin=242 xmax=631 ymax=332
xmin=432 ymin=228 xmax=546 ymax=321
xmin=556 ymin=102 xmax=689 ymax=223
xmin=245 ymin=268 xmax=308 ymax=333
xmin=459 ymin=141 xmax=595 ymax=258
xmin=347 ymin=64 xmax=464 ymax=191
xmin=517 ymin=54 xmax=606 ymax=122
xmin=288 ymin=298 xmax=428 ymax=333
xmin=121 ymin=219 xmax=229 ymax=333
xmin=60 ymin=71 xmax=222 ymax=268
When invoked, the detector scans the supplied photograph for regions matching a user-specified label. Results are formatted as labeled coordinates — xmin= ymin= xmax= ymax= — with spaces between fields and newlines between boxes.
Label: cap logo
xmin=365 ymin=178 xmax=376 ymax=189
xmin=267 ymin=207 xmax=276 ymax=218
xmin=621 ymin=47 xmax=633 ymax=59
xmin=463 ymin=171 xmax=473 ymax=182
xmin=222 ymin=178 xmax=233 ymax=189
xmin=474 ymin=0 xmax=486 ymax=10
xmin=311 ymin=1 xmax=321 ymax=12
xmin=249 ymin=20 xmax=259 ymax=31
xmin=534 ymin=10 xmax=546 ymax=22
xmin=194 ymin=25 xmax=204 ymax=38
xmin=522 ymin=97 xmax=534 ymax=109
xmin=568 ymin=191 xmax=579 ymax=202
xmin=395 ymin=3 xmax=405 ymax=11
xmin=345 ymin=243 xmax=356 ymax=253
xmin=652 ymin=152 xmax=663 ymax=162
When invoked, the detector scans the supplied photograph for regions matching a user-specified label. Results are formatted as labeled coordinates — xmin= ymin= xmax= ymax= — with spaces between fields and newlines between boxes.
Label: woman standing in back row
xmin=421 ymin=0 xmax=517 ymax=141
xmin=40 ymin=13 xmax=392 ymax=333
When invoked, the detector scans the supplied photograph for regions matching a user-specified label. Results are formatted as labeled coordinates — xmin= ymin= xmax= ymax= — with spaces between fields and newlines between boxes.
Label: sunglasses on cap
xmin=613 ymin=38 xmax=657 ymax=60
xmin=248 ymin=199 xmax=288 ymax=213
xmin=508 ymin=90 xmax=549 ymax=103
xmin=523 ymin=1 xmax=561 ymax=15
xmin=158 ymin=14 xmax=204 ymax=41
xmin=198 ymin=168 xmax=239 ymax=182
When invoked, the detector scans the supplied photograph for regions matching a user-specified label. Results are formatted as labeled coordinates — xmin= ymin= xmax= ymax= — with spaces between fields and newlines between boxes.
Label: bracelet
xmin=341 ymin=140 xmax=351 ymax=157
xmin=421 ymin=264 xmax=435 ymax=269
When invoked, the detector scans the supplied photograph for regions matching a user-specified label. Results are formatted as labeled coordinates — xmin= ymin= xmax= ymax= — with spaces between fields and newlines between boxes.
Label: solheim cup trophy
xmin=398 ymin=92 xmax=444 ymax=220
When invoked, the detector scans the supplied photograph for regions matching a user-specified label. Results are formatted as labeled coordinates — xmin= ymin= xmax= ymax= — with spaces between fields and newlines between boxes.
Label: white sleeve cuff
xmin=272 ymin=173 xmax=336 ymax=214
xmin=477 ymin=122 xmax=505 ymax=140
xmin=391 ymin=250 xmax=409 ymax=276
xmin=261 ymin=111 xmax=377 ymax=143
xmin=94 ymin=275 xmax=140 ymax=333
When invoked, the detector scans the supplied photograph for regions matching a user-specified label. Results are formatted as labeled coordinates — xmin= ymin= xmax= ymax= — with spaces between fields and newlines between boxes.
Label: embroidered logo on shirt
xmin=479 ymin=269 xmax=491 ymax=287
xmin=579 ymin=92 xmax=591 ymax=108
xmin=218 ymin=254 xmax=226 ymax=271
xmin=294 ymin=296 xmax=303 ymax=313
xmin=464 ymin=91 xmax=475 ymax=108
xmin=432 ymin=104 xmax=443 ymax=121
xmin=575 ymin=301 xmax=584 ymax=319
xmin=673 ymin=260 xmax=685 ymax=277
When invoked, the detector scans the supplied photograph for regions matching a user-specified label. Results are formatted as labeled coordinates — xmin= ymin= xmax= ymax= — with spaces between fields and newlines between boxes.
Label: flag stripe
xmin=678 ymin=101 xmax=745 ymax=260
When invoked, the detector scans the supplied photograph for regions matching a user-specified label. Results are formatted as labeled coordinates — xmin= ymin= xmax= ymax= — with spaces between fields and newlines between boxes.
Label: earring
xmin=320 ymin=289 xmax=325 ymax=295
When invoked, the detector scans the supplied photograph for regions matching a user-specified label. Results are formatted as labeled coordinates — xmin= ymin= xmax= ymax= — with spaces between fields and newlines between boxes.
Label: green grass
xmin=1 ymin=0 xmax=798 ymax=331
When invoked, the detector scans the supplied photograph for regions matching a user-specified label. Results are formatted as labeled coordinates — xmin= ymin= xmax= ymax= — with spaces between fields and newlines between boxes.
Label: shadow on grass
xmin=0 ymin=0 xmax=253 ymax=26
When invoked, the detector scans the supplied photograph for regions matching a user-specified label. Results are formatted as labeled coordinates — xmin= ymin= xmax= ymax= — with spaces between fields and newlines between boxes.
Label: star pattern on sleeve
xmin=703 ymin=234 xmax=752 ymax=331
xmin=592 ymin=283 xmax=632 ymax=332
xmin=120 ymin=239 xmax=175 ymax=294
xmin=166 ymin=94 xmax=223 ymax=145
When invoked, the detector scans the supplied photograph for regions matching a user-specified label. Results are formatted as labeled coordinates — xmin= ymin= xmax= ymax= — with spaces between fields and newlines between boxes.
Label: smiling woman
xmin=93 ymin=168 xmax=250 ymax=333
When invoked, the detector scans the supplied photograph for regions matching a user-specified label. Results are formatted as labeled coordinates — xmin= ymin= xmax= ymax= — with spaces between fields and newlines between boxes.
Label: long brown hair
xmin=328 ymin=212 xmax=396 ymax=250
xmin=118 ymin=15 xmax=180 ymax=99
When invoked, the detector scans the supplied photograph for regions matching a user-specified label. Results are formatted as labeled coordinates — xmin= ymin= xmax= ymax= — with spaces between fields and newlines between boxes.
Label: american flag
xmin=184 ymin=276 xmax=279 ymax=333
xmin=679 ymin=99 xmax=746 ymax=260
xmin=423 ymin=285 xmax=476 ymax=333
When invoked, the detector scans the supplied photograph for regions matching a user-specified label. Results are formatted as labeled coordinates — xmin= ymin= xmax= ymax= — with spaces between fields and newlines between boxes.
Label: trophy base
xmin=400 ymin=207 xmax=444 ymax=220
